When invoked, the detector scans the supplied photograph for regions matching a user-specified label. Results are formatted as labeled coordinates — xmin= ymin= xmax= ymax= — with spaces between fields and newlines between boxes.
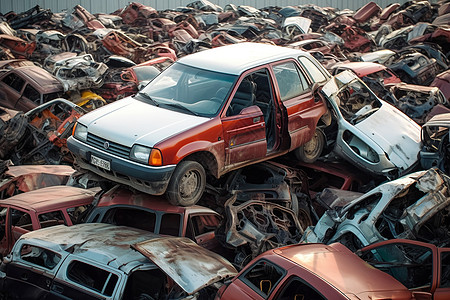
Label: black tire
xmin=166 ymin=160 xmax=206 ymax=206
xmin=294 ymin=128 xmax=324 ymax=163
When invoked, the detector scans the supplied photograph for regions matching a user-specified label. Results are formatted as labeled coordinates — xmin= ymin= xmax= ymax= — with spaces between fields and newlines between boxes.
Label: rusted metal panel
xmin=133 ymin=237 xmax=237 ymax=295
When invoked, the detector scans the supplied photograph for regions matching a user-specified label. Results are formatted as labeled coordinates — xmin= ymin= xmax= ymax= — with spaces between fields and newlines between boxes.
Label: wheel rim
xmin=179 ymin=169 xmax=201 ymax=199
xmin=303 ymin=132 xmax=321 ymax=159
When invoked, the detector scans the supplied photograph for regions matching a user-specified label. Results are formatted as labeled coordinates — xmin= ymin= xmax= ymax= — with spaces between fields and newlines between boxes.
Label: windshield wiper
xmin=136 ymin=92 xmax=159 ymax=107
xmin=164 ymin=103 xmax=199 ymax=116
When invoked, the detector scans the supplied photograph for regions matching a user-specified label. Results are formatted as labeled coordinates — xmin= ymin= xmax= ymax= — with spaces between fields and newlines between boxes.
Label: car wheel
xmin=295 ymin=128 xmax=324 ymax=163
xmin=166 ymin=160 xmax=206 ymax=206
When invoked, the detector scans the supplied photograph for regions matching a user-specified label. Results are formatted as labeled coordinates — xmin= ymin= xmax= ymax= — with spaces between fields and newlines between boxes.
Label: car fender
xmin=174 ymin=140 xmax=224 ymax=177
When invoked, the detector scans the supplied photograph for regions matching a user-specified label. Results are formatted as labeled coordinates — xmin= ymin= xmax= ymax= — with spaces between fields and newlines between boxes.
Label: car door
xmin=221 ymin=70 xmax=268 ymax=167
xmin=358 ymin=239 xmax=438 ymax=295
xmin=186 ymin=213 xmax=221 ymax=251
xmin=435 ymin=248 xmax=450 ymax=300
xmin=0 ymin=72 xmax=25 ymax=109
xmin=272 ymin=59 xmax=326 ymax=151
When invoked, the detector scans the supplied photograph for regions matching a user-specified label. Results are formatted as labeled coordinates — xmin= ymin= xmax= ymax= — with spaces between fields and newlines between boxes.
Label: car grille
xmin=86 ymin=133 xmax=130 ymax=159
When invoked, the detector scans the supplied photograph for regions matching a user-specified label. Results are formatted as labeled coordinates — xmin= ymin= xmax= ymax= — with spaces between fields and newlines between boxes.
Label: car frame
xmin=68 ymin=42 xmax=331 ymax=206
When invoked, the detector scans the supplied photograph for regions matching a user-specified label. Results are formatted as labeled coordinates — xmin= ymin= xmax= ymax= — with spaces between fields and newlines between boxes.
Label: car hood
xmin=132 ymin=237 xmax=237 ymax=295
xmin=80 ymin=97 xmax=209 ymax=147
xmin=355 ymin=103 xmax=421 ymax=171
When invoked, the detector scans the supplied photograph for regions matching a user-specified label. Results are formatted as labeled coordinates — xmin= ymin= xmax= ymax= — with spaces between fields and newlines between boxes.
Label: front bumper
xmin=67 ymin=136 xmax=175 ymax=195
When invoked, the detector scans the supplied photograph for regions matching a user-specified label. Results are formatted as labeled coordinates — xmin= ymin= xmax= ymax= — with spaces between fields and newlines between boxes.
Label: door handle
xmin=20 ymin=273 xmax=28 ymax=281
xmin=253 ymin=117 xmax=260 ymax=123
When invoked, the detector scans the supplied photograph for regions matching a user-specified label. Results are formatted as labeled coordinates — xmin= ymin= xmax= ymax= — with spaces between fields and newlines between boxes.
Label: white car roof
xmin=178 ymin=42 xmax=313 ymax=75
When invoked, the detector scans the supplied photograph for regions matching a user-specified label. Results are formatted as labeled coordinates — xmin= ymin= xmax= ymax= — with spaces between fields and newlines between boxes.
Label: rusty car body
xmin=0 ymin=164 xmax=75 ymax=199
xmin=387 ymin=82 xmax=448 ymax=125
xmin=216 ymin=242 xmax=419 ymax=300
xmin=0 ymin=66 xmax=64 ymax=112
xmin=357 ymin=239 xmax=450 ymax=299
xmin=302 ymin=168 xmax=450 ymax=251
xmin=330 ymin=61 xmax=401 ymax=85
xmin=0 ymin=223 xmax=237 ymax=299
xmin=0 ymin=34 xmax=35 ymax=59
xmin=431 ymin=69 xmax=450 ymax=101
xmin=52 ymin=54 xmax=108 ymax=92
xmin=321 ymin=70 xmax=421 ymax=178
xmin=68 ymin=42 xmax=331 ymax=206
xmin=84 ymin=185 xmax=223 ymax=252
xmin=420 ymin=113 xmax=450 ymax=173
xmin=0 ymin=185 xmax=97 ymax=258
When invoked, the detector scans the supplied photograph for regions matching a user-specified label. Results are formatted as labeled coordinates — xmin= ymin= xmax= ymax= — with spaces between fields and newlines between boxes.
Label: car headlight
xmin=130 ymin=145 xmax=162 ymax=166
xmin=72 ymin=123 xmax=88 ymax=142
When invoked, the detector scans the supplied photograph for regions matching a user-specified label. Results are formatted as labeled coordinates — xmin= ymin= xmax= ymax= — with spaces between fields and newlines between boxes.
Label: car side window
xmin=105 ymin=208 xmax=156 ymax=233
xmin=240 ymin=259 xmax=285 ymax=298
xmin=273 ymin=62 xmax=308 ymax=102
xmin=159 ymin=213 xmax=181 ymax=236
xmin=123 ymin=269 xmax=167 ymax=300
xmin=276 ymin=276 xmax=326 ymax=300
xmin=20 ymin=244 xmax=61 ymax=270
xmin=227 ymin=77 xmax=257 ymax=116
xmin=38 ymin=211 xmax=66 ymax=228
xmin=2 ymin=73 xmax=25 ymax=93
xmin=440 ymin=251 xmax=450 ymax=288
xmin=188 ymin=214 xmax=220 ymax=237
xmin=66 ymin=205 xmax=89 ymax=224
xmin=298 ymin=57 xmax=328 ymax=83
xmin=23 ymin=84 xmax=40 ymax=103
xmin=67 ymin=260 xmax=118 ymax=296
xmin=11 ymin=208 xmax=32 ymax=231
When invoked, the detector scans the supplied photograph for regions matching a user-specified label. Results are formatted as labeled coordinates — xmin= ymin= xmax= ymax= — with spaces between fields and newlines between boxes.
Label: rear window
xmin=67 ymin=260 xmax=118 ymax=296
xmin=103 ymin=208 xmax=156 ymax=233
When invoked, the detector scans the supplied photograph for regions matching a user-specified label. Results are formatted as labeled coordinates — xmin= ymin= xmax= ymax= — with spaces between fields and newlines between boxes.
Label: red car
xmin=331 ymin=61 xmax=401 ymax=85
xmin=216 ymin=242 xmax=421 ymax=300
xmin=0 ymin=185 xmax=97 ymax=257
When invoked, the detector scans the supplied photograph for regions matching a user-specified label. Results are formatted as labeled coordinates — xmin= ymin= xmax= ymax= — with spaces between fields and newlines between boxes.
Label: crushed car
xmin=321 ymin=70 xmax=421 ymax=179
xmin=68 ymin=42 xmax=331 ymax=206
xmin=420 ymin=113 xmax=450 ymax=173
xmin=0 ymin=164 xmax=75 ymax=199
xmin=0 ymin=223 xmax=237 ymax=300
xmin=302 ymin=168 xmax=450 ymax=251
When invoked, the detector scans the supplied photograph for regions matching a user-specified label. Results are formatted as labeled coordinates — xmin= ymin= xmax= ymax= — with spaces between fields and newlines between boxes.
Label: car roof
xmin=1 ymin=186 xmax=97 ymax=212
xmin=332 ymin=61 xmax=388 ymax=77
xmin=18 ymin=223 xmax=158 ymax=271
xmin=177 ymin=42 xmax=314 ymax=75
xmin=97 ymin=186 xmax=219 ymax=215
xmin=10 ymin=66 xmax=63 ymax=93
xmin=273 ymin=243 xmax=410 ymax=297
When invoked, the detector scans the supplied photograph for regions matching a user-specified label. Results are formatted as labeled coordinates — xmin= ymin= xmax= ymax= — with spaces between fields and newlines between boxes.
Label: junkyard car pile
xmin=0 ymin=0 xmax=450 ymax=299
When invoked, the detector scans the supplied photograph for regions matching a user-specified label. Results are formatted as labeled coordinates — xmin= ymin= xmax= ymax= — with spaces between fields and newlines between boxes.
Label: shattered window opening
xmin=440 ymin=252 xmax=450 ymax=288
xmin=359 ymin=243 xmax=433 ymax=290
xmin=20 ymin=244 xmax=61 ymax=270
xmin=67 ymin=260 xmax=118 ymax=296
xmin=160 ymin=213 xmax=181 ymax=236
xmin=277 ymin=276 xmax=326 ymax=300
xmin=2 ymin=73 xmax=25 ymax=93
xmin=38 ymin=210 xmax=66 ymax=228
xmin=240 ymin=259 xmax=285 ymax=298
xmin=123 ymin=269 xmax=167 ymax=300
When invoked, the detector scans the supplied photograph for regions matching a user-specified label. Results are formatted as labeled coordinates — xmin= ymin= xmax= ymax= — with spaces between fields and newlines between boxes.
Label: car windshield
xmin=138 ymin=62 xmax=237 ymax=117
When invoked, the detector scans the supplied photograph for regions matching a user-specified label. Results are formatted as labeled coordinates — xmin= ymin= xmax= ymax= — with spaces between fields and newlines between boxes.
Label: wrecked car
xmin=387 ymin=82 xmax=448 ymax=125
xmin=387 ymin=52 xmax=438 ymax=86
xmin=68 ymin=42 xmax=331 ymax=206
xmin=357 ymin=239 xmax=450 ymax=299
xmin=431 ymin=69 xmax=450 ymax=101
xmin=0 ymin=65 xmax=64 ymax=112
xmin=0 ymin=223 xmax=237 ymax=299
xmin=1 ymin=99 xmax=85 ymax=165
xmin=420 ymin=113 xmax=450 ymax=173
xmin=217 ymin=194 xmax=303 ymax=268
xmin=322 ymin=70 xmax=421 ymax=178
xmin=52 ymin=54 xmax=108 ymax=92
xmin=216 ymin=242 xmax=418 ymax=300
xmin=0 ymin=185 xmax=97 ymax=258
xmin=0 ymin=164 xmax=75 ymax=199
xmin=302 ymin=168 xmax=450 ymax=251
xmin=330 ymin=61 xmax=401 ymax=85
xmin=84 ymin=185 xmax=224 ymax=253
